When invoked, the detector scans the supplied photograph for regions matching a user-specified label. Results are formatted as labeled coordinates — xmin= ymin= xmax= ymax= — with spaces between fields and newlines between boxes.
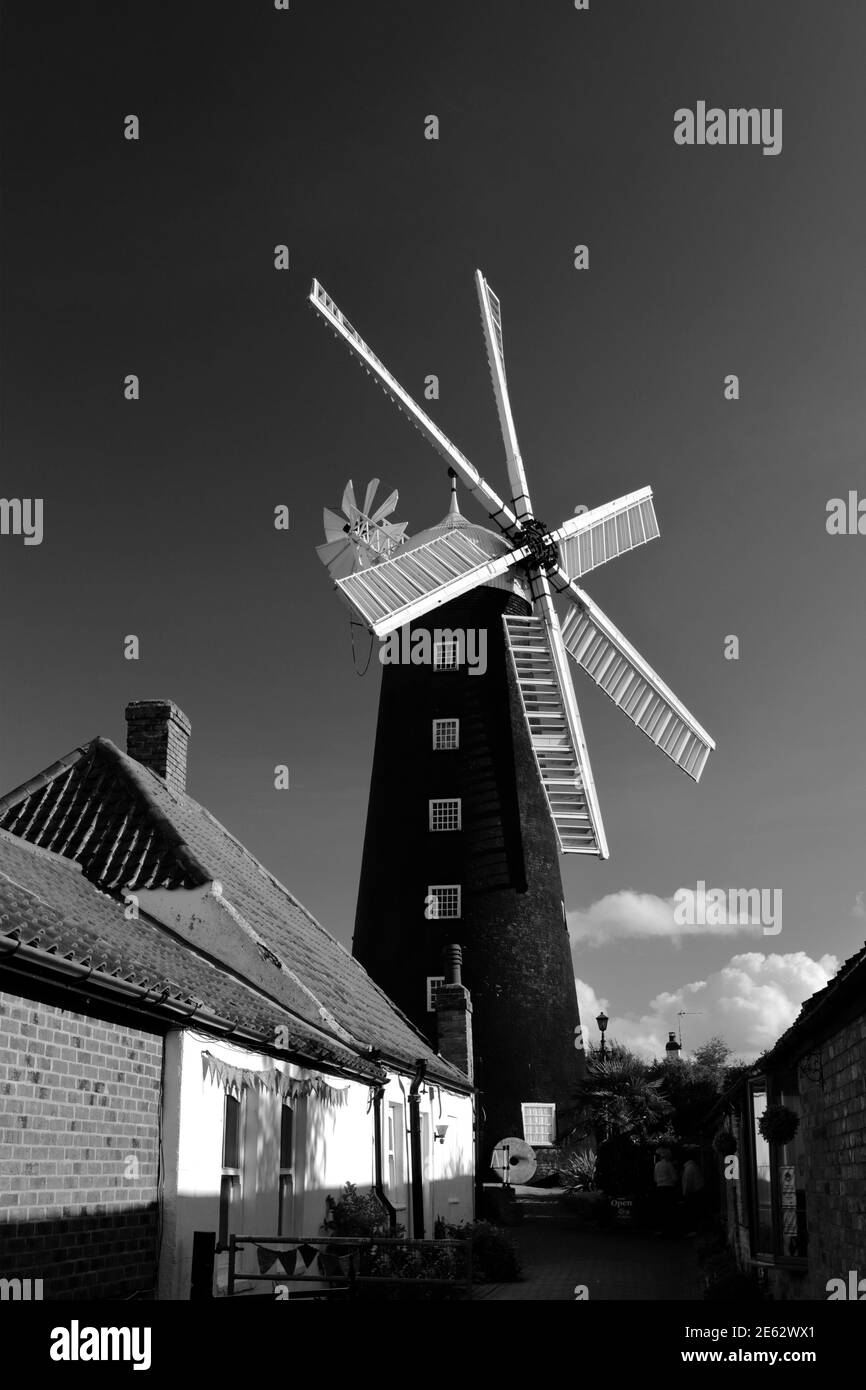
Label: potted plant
xmin=758 ymin=1105 xmax=799 ymax=1146
xmin=713 ymin=1128 xmax=738 ymax=1157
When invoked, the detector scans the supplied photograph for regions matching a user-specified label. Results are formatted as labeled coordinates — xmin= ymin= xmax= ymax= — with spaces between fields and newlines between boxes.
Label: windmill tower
xmin=310 ymin=272 xmax=715 ymax=1156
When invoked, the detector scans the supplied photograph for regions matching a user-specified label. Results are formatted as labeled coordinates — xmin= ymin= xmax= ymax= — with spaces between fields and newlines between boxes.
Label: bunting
xmin=252 ymin=1244 xmax=352 ymax=1279
xmin=201 ymin=1052 xmax=350 ymax=1107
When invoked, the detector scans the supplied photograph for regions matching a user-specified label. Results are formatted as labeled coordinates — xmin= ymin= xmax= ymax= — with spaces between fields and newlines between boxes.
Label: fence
xmin=191 ymin=1231 xmax=473 ymax=1300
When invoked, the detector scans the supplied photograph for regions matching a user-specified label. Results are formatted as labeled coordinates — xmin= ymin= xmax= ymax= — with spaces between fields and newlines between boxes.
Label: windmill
xmin=310 ymin=272 xmax=715 ymax=860
xmin=309 ymin=270 xmax=715 ymax=1151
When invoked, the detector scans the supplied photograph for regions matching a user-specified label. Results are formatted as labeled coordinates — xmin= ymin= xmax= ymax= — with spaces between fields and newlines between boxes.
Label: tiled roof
xmin=0 ymin=830 xmax=374 ymax=1077
xmin=0 ymin=743 xmax=468 ymax=1088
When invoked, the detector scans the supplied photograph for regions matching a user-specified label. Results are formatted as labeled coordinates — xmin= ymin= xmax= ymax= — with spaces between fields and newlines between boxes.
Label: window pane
xmin=278 ymin=1175 xmax=294 ymax=1237
xmin=433 ymin=719 xmax=459 ymax=750
xmin=389 ymin=1103 xmax=405 ymax=1194
xmin=427 ymin=885 xmax=461 ymax=919
xmin=521 ymin=1102 xmax=556 ymax=1146
xmin=430 ymin=799 xmax=461 ymax=831
xmin=778 ymin=1085 xmax=808 ymax=1257
xmin=219 ymin=1173 xmax=238 ymax=1246
xmin=426 ymin=976 xmax=445 ymax=1012
xmin=750 ymin=1087 xmax=773 ymax=1253
xmin=280 ymin=1104 xmax=293 ymax=1170
xmin=223 ymin=1094 xmax=241 ymax=1169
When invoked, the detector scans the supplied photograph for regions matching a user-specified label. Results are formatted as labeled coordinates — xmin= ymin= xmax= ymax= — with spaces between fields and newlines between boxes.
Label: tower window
xmin=429 ymin=798 xmax=461 ymax=832
xmin=426 ymin=975 xmax=446 ymax=1012
xmin=433 ymin=639 xmax=459 ymax=671
xmin=426 ymin=884 xmax=461 ymax=919
xmin=521 ymin=1102 xmax=557 ymax=1147
xmin=432 ymin=718 xmax=459 ymax=750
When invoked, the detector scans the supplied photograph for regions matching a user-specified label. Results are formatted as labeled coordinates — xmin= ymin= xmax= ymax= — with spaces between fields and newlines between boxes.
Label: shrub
xmin=436 ymin=1218 xmax=522 ymax=1282
xmin=323 ymin=1183 xmax=397 ymax=1238
xmin=559 ymin=1149 xmax=597 ymax=1191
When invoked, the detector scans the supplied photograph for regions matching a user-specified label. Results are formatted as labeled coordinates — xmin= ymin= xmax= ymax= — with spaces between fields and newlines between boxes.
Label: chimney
xmin=125 ymin=700 xmax=191 ymax=796
xmin=434 ymin=944 xmax=474 ymax=1082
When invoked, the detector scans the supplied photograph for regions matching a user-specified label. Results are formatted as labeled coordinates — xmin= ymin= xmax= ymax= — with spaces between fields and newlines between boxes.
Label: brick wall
xmin=0 ymin=991 xmax=162 ymax=1299
xmin=795 ymin=1014 xmax=866 ymax=1298
xmin=719 ymin=1013 xmax=866 ymax=1300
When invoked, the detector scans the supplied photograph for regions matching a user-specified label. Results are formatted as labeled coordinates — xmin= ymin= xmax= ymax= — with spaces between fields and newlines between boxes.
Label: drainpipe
xmin=371 ymin=1082 xmax=398 ymax=1235
xmin=409 ymin=1059 xmax=427 ymax=1240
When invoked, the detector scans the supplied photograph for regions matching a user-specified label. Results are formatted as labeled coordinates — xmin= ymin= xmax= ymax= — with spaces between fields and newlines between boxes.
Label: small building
xmin=706 ymin=941 xmax=866 ymax=1299
xmin=0 ymin=701 xmax=475 ymax=1300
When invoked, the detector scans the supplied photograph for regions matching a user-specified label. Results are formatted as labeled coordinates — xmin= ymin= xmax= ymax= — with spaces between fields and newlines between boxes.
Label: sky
xmin=2 ymin=0 xmax=865 ymax=1063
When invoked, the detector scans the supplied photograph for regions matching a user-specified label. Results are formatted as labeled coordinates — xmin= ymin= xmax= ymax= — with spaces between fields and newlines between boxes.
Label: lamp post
xmin=595 ymin=1011 xmax=610 ymax=1144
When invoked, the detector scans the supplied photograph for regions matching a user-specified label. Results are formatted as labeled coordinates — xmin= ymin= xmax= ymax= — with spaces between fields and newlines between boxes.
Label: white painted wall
xmin=158 ymin=1029 xmax=474 ymax=1299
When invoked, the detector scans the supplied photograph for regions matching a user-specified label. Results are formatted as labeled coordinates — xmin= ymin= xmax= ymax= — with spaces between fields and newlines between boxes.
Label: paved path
xmin=473 ymin=1188 xmax=703 ymax=1301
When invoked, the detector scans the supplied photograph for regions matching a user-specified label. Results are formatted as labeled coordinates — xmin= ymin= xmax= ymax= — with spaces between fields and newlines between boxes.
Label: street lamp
xmin=596 ymin=1010 xmax=609 ymax=1059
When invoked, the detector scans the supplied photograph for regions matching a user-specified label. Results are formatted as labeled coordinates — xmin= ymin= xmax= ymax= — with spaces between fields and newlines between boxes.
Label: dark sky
xmin=2 ymin=0 xmax=865 ymax=1057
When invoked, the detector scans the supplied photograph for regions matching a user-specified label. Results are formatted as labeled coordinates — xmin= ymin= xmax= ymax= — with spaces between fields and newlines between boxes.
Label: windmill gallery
xmin=310 ymin=271 xmax=715 ymax=1156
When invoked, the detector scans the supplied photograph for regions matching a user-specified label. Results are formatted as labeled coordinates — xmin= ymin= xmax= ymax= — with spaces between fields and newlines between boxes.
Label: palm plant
xmin=566 ymin=1043 xmax=673 ymax=1144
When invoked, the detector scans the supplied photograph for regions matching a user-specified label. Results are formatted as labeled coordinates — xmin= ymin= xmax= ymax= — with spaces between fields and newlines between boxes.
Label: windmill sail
xmin=553 ymin=488 xmax=660 ymax=581
xmin=309 ymin=279 xmax=523 ymax=540
xmin=561 ymin=590 xmax=715 ymax=781
xmin=476 ymin=270 xmax=532 ymax=520
xmin=504 ymin=611 xmax=607 ymax=856
xmin=337 ymin=529 xmax=522 ymax=634
xmin=311 ymin=269 xmax=715 ymax=855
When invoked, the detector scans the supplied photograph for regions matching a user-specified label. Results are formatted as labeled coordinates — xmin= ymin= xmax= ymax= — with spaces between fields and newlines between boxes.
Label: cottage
xmin=705 ymin=940 xmax=866 ymax=1299
xmin=0 ymin=700 xmax=475 ymax=1300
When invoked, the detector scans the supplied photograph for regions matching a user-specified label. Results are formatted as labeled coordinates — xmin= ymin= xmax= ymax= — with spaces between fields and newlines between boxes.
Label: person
xmin=653 ymin=1146 xmax=678 ymax=1235
xmin=681 ymin=1149 xmax=705 ymax=1235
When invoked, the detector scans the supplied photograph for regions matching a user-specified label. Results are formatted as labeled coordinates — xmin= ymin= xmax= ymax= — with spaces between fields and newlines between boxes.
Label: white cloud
xmin=574 ymin=977 xmax=608 ymax=1052
xmin=568 ymin=889 xmax=764 ymax=948
xmin=576 ymin=951 xmax=839 ymax=1063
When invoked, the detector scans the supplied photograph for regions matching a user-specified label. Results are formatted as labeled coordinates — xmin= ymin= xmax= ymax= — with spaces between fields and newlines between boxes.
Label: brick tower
xmin=352 ymin=499 xmax=583 ymax=1159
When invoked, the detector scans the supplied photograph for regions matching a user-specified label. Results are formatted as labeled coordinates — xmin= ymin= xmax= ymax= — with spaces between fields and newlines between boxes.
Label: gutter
xmin=374 ymin=1046 xmax=474 ymax=1096
xmin=0 ymin=932 xmax=382 ymax=1086
xmin=408 ymin=1059 xmax=426 ymax=1240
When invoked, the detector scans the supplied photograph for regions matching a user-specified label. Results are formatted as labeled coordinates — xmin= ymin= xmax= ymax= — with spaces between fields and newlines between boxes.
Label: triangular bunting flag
xmin=278 ymin=1249 xmax=298 ymax=1278
xmin=319 ymin=1252 xmax=350 ymax=1279
xmin=296 ymin=1242 xmax=318 ymax=1270
xmin=256 ymin=1244 xmax=281 ymax=1275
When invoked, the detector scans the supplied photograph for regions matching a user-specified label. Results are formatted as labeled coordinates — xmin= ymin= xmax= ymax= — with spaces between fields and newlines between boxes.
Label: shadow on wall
xmin=0 ymin=1206 xmax=159 ymax=1300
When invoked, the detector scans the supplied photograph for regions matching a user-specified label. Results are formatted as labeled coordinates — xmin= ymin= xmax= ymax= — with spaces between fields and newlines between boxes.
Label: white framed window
xmin=387 ymin=1102 xmax=407 ymax=1209
xmin=426 ymin=884 xmax=461 ymax=919
xmin=426 ymin=975 xmax=445 ymax=1012
xmin=433 ymin=718 xmax=459 ymax=750
xmin=433 ymin=639 xmax=459 ymax=671
xmin=429 ymin=798 xmax=461 ymax=832
xmin=219 ymin=1091 xmax=243 ymax=1247
xmin=278 ymin=1101 xmax=294 ymax=1237
xmin=521 ymin=1102 xmax=557 ymax=1147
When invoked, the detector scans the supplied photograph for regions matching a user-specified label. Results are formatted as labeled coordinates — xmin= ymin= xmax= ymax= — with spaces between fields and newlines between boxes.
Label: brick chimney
xmin=434 ymin=944 xmax=474 ymax=1083
xmin=125 ymin=700 xmax=191 ymax=796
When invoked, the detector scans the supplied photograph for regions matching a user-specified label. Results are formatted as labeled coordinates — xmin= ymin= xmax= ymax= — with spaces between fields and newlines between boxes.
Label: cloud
xmin=853 ymin=891 xmax=866 ymax=919
xmin=573 ymin=977 xmax=608 ymax=1052
xmin=576 ymin=951 xmax=839 ymax=1062
xmin=568 ymin=889 xmax=767 ymax=948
